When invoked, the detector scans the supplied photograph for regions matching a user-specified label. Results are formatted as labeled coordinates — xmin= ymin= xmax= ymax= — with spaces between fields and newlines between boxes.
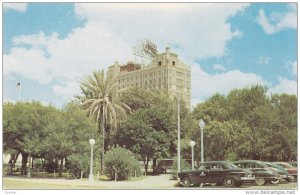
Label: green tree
xmin=79 ymin=70 xmax=129 ymax=173
xmin=118 ymin=87 xmax=196 ymax=171
xmin=43 ymin=103 xmax=98 ymax=177
xmin=192 ymin=85 xmax=297 ymax=161
xmin=193 ymin=93 xmax=228 ymax=122
xmin=117 ymin=107 xmax=175 ymax=174
xmin=3 ymin=101 xmax=58 ymax=175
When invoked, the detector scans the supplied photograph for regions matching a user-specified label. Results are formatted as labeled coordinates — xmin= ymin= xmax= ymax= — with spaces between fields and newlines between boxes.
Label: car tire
xmin=235 ymin=182 xmax=242 ymax=187
xmin=287 ymin=176 xmax=296 ymax=182
xmin=181 ymin=177 xmax=192 ymax=187
xmin=210 ymin=183 xmax=217 ymax=186
xmin=270 ymin=179 xmax=280 ymax=184
xmin=255 ymin=178 xmax=266 ymax=186
xmin=224 ymin=177 xmax=236 ymax=187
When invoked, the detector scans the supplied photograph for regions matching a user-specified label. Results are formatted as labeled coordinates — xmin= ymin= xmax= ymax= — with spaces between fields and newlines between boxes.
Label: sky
xmin=3 ymin=2 xmax=297 ymax=109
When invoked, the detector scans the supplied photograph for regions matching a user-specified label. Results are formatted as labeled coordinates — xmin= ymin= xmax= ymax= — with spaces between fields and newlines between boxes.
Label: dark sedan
xmin=178 ymin=161 xmax=255 ymax=187
xmin=234 ymin=160 xmax=281 ymax=186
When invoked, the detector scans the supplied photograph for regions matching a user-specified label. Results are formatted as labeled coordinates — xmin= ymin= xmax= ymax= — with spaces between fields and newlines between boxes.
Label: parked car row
xmin=178 ymin=160 xmax=297 ymax=187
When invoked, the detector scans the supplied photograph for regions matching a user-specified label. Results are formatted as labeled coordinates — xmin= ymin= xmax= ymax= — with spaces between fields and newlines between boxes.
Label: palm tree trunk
xmin=101 ymin=107 xmax=105 ymax=174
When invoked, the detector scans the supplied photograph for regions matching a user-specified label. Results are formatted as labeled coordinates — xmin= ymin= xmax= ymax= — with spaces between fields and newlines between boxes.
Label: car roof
xmin=202 ymin=161 xmax=228 ymax=163
xmin=234 ymin=160 xmax=263 ymax=163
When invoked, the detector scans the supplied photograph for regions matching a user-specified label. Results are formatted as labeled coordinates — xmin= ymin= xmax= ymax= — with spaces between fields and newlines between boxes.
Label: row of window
xmin=118 ymin=83 xmax=169 ymax=90
xmin=158 ymin=61 xmax=176 ymax=66
xmin=119 ymin=70 xmax=189 ymax=83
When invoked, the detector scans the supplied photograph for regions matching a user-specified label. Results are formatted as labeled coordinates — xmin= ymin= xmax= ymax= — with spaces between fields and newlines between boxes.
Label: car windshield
xmin=280 ymin=163 xmax=295 ymax=168
xmin=226 ymin=161 xmax=239 ymax=169
xmin=267 ymin=162 xmax=282 ymax=169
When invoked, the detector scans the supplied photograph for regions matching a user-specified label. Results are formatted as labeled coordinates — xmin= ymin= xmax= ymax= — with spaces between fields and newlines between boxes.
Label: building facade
xmin=107 ymin=47 xmax=191 ymax=109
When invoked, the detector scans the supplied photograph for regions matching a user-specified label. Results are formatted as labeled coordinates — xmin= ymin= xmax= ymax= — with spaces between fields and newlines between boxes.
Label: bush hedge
xmin=104 ymin=147 xmax=141 ymax=180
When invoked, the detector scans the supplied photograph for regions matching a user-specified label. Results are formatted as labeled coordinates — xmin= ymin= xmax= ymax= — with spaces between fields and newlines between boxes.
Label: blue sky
xmin=3 ymin=3 xmax=297 ymax=108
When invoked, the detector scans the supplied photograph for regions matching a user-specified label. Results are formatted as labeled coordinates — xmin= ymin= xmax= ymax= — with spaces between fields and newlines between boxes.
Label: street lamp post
xmin=89 ymin=139 xmax=95 ymax=182
xmin=177 ymin=93 xmax=181 ymax=174
xmin=189 ymin=141 xmax=195 ymax=170
xmin=199 ymin=119 xmax=205 ymax=163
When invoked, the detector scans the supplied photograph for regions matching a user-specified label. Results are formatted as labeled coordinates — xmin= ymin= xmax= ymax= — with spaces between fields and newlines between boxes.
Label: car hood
xmin=178 ymin=170 xmax=199 ymax=175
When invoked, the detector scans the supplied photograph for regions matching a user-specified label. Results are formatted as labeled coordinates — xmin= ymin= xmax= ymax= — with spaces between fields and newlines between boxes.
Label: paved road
xmin=3 ymin=174 xmax=297 ymax=190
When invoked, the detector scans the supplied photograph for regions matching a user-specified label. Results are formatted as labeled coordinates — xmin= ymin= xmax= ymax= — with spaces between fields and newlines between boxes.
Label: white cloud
xmin=4 ymin=3 xmax=250 ymax=101
xmin=268 ymin=77 xmax=297 ymax=95
xmin=75 ymin=3 xmax=248 ymax=60
xmin=191 ymin=63 xmax=269 ymax=106
xmin=52 ymin=81 xmax=81 ymax=97
xmin=292 ymin=61 xmax=297 ymax=77
xmin=4 ymin=3 xmax=27 ymax=12
xmin=257 ymin=56 xmax=271 ymax=65
xmin=213 ymin=64 xmax=227 ymax=71
xmin=284 ymin=61 xmax=297 ymax=77
xmin=257 ymin=4 xmax=297 ymax=34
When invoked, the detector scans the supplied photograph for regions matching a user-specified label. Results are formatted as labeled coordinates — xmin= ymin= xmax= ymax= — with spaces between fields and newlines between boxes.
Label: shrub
xmin=104 ymin=147 xmax=141 ymax=181
xmin=98 ymin=175 xmax=110 ymax=181
xmin=66 ymin=154 xmax=90 ymax=178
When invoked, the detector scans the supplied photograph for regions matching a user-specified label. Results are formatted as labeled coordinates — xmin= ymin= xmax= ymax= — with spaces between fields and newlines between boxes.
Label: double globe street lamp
xmin=189 ymin=140 xmax=195 ymax=170
xmin=199 ymin=119 xmax=205 ymax=163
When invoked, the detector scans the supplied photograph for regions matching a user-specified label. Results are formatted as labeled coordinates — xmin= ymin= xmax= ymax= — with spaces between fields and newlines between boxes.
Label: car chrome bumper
xmin=241 ymin=176 xmax=255 ymax=181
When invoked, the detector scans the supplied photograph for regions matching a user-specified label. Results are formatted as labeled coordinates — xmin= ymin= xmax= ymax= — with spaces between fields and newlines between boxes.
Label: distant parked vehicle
xmin=273 ymin=162 xmax=297 ymax=181
xmin=265 ymin=162 xmax=293 ymax=182
xmin=234 ymin=160 xmax=280 ymax=186
xmin=153 ymin=159 xmax=173 ymax=174
xmin=178 ymin=161 xmax=255 ymax=187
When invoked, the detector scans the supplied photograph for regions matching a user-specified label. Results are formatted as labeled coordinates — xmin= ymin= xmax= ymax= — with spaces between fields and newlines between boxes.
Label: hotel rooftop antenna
xmin=132 ymin=39 xmax=158 ymax=65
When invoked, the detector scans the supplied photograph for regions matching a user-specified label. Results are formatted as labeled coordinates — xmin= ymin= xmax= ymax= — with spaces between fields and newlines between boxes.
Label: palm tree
xmin=79 ymin=70 xmax=129 ymax=172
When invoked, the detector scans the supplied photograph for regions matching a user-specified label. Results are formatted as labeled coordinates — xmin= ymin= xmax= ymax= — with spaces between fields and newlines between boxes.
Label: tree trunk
xmin=101 ymin=108 xmax=105 ymax=174
xmin=144 ymin=156 xmax=149 ymax=175
xmin=14 ymin=151 xmax=20 ymax=168
xmin=21 ymin=152 xmax=28 ymax=175
xmin=59 ymin=157 xmax=64 ymax=177
xmin=27 ymin=153 xmax=31 ymax=177
xmin=153 ymin=157 xmax=157 ymax=167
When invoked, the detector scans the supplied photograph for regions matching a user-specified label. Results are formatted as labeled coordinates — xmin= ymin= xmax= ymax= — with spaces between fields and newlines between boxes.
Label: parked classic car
xmin=265 ymin=162 xmax=293 ymax=182
xmin=178 ymin=161 xmax=255 ymax=187
xmin=273 ymin=162 xmax=297 ymax=181
xmin=234 ymin=160 xmax=280 ymax=186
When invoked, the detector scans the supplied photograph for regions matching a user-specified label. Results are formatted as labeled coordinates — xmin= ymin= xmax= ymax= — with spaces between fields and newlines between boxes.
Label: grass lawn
xmin=3 ymin=175 xmax=150 ymax=190
xmin=3 ymin=178 xmax=106 ymax=189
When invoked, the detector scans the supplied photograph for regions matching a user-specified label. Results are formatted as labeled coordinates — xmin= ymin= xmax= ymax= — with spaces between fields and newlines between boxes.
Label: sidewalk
xmin=4 ymin=174 xmax=179 ymax=189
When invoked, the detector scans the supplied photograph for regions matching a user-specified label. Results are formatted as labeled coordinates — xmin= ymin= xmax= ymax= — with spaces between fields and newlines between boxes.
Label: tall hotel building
xmin=107 ymin=47 xmax=191 ymax=109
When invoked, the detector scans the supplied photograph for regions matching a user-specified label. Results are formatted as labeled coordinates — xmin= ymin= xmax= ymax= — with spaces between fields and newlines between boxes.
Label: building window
xmin=172 ymin=61 xmax=175 ymax=66
xmin=158 ymin=61 xmax=161 ymax=66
